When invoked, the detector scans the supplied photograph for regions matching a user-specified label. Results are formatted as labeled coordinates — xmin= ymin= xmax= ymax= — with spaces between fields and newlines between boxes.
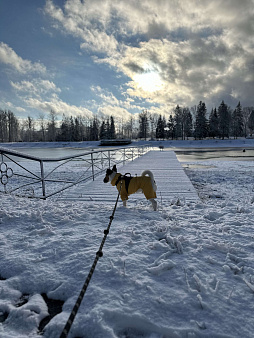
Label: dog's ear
xmin=112 ymin=165 xmax=117 ymax=172
xmin=106 ymin=168 xmax=112 ymax=175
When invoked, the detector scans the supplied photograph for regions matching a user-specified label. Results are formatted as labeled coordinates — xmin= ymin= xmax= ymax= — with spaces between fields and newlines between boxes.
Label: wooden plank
xmin=57 ymin=151 xmax=199 ymax=203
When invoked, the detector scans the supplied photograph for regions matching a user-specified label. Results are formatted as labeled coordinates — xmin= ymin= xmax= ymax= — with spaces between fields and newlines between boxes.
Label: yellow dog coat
xmin=111 ymin=173 xmax=157 ymax=201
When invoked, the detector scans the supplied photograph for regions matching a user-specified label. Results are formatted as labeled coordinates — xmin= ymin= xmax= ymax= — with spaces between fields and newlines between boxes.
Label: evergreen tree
xmin=173 ymin=106 xmax=192 ymax=139
xmin=58 ymin=114 xmax=69 ymax=141
xmin=79 ymin=117 xmax=86 ymax=141
xmin=248 ymin=109 xmax=254 ymax=135
xmin=90 ymin=117 xmax=99 ymax=141
xmin=194 ymin=101 xmax=208 ymax=139
xmin=69 ymin=116 xmax=75 ymax=141
xmin=231 ymin=102 xmax=244 ymax=139
xmin=174 ymin=105 xmax=183 ymax=139
xmin=99 ymin=121 xmax=107 ymax=139
xmin=167 ymin=114 xmax=175 ymax=140
xmin=156 ymin=115 xmax=166 ymax=139
xmin=74 ymin=117 xmax=81 ymax=141
xmin=183 ymin=108 xmax=193 ymax=139
xmin=138 ymin=110 xmax=149 ymax=139
xmin=209 ymin=108 xmax=219 ymax=138
xmin=105 ymin=118 xmax=110 ymax=139
xmin=150 ymin=115 xmax=155 ymax=139
xmin=110 ymin=116 xmax=116 ymax=139
xmin=218 ymin=101 xmax=231 ymax=139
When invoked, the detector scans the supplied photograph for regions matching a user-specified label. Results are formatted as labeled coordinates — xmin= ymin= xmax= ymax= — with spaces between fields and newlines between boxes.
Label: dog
xmin=103 ymin=165 xmax=157 ymax=210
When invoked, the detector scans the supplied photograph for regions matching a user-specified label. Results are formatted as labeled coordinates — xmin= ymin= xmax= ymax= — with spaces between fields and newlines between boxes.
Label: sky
xmin=0 ymin=0 xmax=254 ymax=124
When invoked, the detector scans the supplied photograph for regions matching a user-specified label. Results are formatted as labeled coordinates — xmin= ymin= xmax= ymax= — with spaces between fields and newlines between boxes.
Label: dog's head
xmin=103 ymin=165 xmax=117 ymax=183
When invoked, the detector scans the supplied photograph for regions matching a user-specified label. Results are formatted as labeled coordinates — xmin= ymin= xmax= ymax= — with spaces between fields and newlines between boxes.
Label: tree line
xmin=0 ymin=110 xmax=116 ymax=143
xmin=1 ymin=100 xmax=254 ymax=143
xmin=139 ymin=101 xmax=254 ymax=140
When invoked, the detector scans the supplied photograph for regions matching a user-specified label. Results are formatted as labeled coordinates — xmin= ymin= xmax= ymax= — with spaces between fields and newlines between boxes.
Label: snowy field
xmin=1 ymin=140 xmax=254 ymax=337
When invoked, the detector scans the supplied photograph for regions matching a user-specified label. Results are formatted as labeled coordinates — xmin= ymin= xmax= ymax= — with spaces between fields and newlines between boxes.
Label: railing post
xmin=40 ymin=160 xmax=46 ymax=199
xmin=91 ymin=153 xmax=95 ymax=181
xmin=108 ymin=150 xmax=111 ymax=168
xmin=101 ymin=151 xmax=103 ymax=167
xmin=123 ymin=148 xmax=126 ymax=164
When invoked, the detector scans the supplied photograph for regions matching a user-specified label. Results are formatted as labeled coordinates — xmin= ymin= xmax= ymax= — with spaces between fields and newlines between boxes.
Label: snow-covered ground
xmin=1 ymin=140 xmax=254 ymax=337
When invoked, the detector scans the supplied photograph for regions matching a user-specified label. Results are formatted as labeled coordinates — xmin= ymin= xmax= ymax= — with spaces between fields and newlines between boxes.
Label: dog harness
xmin=114 ymin=173 xmax=132 ymax=194
xmin=111 ymin=173 xmax=157 ymax=201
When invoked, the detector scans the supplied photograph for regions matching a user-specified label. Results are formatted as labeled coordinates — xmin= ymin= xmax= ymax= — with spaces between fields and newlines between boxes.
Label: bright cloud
xmin=45 ymin=0 xmax=254 ymax=110
xmin=90 ymin=85 xmax=142 ymax=121
xmin=133 ymin=70 xmax=164 ymax=93
xmin=0 ymin=42 xmax=46 ymax=74
xmin=45 ymin=0 xmax=119 ymax=55
xmin=1 ymin=101 xmax=26 ymax=112
xmin=11 ymin=79 xmax=61 ymax=97
xmin=1 ymin=0 xmax=253 ymax=122
xmin=24 ymin=94 xmax=94 ymax=119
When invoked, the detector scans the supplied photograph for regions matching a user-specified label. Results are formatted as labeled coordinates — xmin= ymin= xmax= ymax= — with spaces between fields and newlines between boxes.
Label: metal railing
xmin=0 ymin=145 xmax=151 ymax=199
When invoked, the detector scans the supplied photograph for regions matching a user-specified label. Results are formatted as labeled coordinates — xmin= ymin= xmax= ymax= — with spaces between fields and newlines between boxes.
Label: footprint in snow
xmin=204 ymin=211 xmax=224 ymax=221
xmin=147 ymin=260 xmax=175 ymax=275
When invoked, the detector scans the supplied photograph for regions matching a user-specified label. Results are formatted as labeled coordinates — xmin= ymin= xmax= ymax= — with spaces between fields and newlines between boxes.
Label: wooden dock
xmin=57 ymin=151 xmax=199 ymax=203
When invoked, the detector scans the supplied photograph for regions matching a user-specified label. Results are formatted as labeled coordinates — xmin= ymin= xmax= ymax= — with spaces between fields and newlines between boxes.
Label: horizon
xmin=0 ymin=0 xmax=254 ymax=123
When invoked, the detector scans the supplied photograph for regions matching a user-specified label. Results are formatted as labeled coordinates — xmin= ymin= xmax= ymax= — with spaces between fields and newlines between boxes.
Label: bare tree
xmin=38 ymin=113 xmax=47 ymax=141
xmin=47 ymin=110 xmax=57 ymax=142
xmin=23 ymin=116 xmax=35 ymax=142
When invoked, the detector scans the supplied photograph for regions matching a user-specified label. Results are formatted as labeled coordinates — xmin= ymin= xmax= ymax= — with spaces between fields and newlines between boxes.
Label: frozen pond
xmin=175 ymin=147 xmax=254 ymax=162
xmin=2 ymin=145 xmax=254 ymax=162
xmin=4 ymin=146 xmax=97 ymax=159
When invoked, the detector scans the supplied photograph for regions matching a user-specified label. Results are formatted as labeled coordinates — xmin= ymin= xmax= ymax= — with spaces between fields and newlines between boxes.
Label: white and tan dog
xmin=103 ymin=165 xmax=157 ymax=210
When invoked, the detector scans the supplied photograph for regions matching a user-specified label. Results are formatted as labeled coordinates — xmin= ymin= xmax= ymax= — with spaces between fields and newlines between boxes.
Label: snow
xmin=1 ymin=140 xmax=254 ymax=338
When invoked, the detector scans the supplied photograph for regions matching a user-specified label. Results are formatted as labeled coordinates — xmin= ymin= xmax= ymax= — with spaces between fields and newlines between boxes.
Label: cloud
xmin=90 ymin=85 xmax=151 ymax=118
xmin=97 ymin=105 xmax=133 ymax=122
xmin=0 ymin=101 xmax=26 ymax=113
xmin=45 ymin=0 xmax=118 ymax=55
xmin=45 ymin=0 xmax=254 ymax=46
xmin=11 ymin=79 xmax=61 ymax=97
xmin=45 ymin=0 xmax=254 ymax=110
xmin=3 ymin=45 xmax=95 ymax=120
xmin=90 ymin=86 xmax=134 ymax=121
xmin=0 ymin=42 xmax=46 ymax=74
xmin=24 ymin=94 xmax=94 ymax=119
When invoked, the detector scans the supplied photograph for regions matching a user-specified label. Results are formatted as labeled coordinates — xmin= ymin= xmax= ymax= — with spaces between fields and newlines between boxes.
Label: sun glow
xmin=133 ymin=71 xmax=164 ymax=93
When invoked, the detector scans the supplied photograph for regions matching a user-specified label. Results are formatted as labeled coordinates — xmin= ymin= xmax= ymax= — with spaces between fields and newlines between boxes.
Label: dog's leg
xmin=149 ymin=198 xmax=157 ymax=211
xmin=123 ymin=200 xmax=127 ymax=207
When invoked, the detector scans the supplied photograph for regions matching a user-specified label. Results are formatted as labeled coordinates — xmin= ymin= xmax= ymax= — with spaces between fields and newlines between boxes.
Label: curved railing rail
xmin=0 ymin=146 xmax=151 ymax=199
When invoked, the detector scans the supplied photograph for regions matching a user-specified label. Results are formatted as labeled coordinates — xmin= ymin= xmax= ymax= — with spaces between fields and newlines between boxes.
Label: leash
xmin=60 ymin=181 xmax=123 ymax=338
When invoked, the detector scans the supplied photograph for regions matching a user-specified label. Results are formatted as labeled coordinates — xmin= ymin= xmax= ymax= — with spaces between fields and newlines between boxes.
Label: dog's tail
xmin=142 ymin=170 xmax=157 ymax=192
